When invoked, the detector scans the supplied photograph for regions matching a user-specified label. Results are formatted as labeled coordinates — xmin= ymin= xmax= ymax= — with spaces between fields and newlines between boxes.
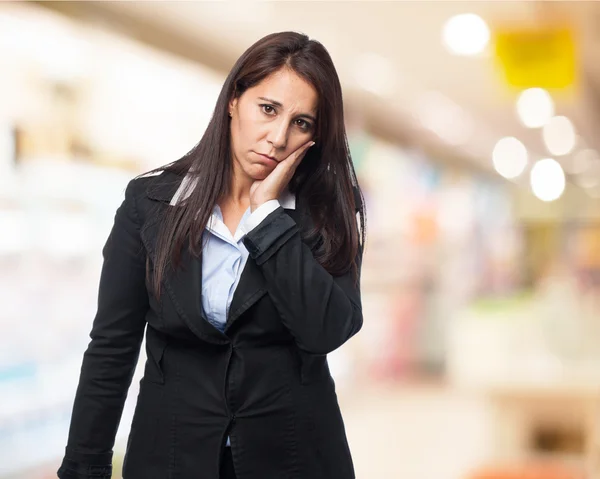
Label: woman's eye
xmin=261 ymin=104 xmax=275 ymax=115
xmin=295 ymin=119 xmax=312 ymax=131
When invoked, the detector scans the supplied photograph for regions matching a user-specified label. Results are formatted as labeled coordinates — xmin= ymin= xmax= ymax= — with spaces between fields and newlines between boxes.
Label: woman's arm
xmin=243 ymin=207 xmax=363 ymax=355
xmin=57 ymin=180 xmax=148 ymax=479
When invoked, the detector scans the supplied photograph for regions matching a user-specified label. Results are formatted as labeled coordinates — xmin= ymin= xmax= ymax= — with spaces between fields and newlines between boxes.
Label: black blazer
xmin=57 ymin=170 xmax=363 ymax=479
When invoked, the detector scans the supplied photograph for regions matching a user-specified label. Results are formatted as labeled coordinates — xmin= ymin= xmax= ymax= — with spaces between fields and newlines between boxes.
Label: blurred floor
xmin=341 ymin=382 xmax=493 ymax=479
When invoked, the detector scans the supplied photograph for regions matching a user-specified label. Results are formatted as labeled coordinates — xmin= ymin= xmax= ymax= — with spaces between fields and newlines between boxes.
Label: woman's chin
xmin=249 ymin=165 xmax=274 ymax=180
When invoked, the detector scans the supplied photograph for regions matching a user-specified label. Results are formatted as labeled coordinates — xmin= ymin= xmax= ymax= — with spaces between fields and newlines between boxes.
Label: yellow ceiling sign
xmin=494 ymin=26 xmax=577 ymax=90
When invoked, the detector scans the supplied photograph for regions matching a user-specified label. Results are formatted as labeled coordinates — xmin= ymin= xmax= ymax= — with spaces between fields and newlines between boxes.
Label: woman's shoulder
xmin=127 ymin=168 xmax=186 ymax=205
xmin=115 ymin=168 xmax=186 ymax=229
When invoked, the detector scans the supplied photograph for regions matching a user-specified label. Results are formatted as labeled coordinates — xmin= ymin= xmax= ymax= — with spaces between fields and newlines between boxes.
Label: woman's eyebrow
xmin=258 ymin=96 xmax=282 ymax=107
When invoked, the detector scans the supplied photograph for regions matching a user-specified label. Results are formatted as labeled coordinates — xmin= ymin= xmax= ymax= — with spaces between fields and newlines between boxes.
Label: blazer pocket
xmin=144 ymin=331 xmax=167 ymax=384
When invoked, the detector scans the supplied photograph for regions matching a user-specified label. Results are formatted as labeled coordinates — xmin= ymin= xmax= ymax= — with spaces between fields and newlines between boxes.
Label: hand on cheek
xmin=250 ymin=140 xmax=315 ymax=211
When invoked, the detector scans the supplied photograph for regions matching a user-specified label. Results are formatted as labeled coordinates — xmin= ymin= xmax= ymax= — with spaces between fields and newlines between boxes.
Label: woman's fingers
xmin=284 ymin=140 xmax=315 ymax=167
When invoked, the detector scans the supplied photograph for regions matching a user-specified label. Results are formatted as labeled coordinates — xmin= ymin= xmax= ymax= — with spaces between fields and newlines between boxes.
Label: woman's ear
xmin=228 ymin=97 xmax=238 ymax=117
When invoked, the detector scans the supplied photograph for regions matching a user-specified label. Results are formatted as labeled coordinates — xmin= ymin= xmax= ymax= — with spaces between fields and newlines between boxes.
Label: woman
xmin=58 ymin=31 xmax=366 ymax=479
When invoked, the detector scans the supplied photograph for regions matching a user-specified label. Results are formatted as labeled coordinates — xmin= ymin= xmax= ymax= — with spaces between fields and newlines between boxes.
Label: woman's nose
xmin=267 ymin=120 xmax=288 ymax=149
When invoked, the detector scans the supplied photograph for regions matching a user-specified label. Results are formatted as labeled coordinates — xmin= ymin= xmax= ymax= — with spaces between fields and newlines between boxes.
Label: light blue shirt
xmin=200 ymin=203 xmax=270 ymax=333
xmin=170 ymin=176 xmax=296 ymax=447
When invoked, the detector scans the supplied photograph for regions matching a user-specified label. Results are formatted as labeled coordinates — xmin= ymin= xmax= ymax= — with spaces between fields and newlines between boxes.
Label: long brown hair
xmin=144 ymin=31 xmax=366 ymax=296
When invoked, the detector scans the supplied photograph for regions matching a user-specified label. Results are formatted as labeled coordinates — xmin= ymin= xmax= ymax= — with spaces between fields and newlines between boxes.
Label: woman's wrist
xmin=250 ymin=197 xmax=275 ymax=212
xmin=243 ymin=200 xmax=282 ymax=233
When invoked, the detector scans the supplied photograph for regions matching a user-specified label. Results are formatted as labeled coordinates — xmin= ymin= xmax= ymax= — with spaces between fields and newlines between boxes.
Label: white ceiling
xmin=37 ymin=1 xmax=600 ymax=176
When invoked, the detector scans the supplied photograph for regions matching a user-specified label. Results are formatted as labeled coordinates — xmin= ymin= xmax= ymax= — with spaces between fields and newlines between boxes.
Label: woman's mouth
xmin=254 ymin=152 xmax=278 ymax=164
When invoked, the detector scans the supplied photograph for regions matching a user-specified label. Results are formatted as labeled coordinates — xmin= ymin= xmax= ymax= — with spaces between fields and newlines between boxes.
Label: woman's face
xmin=229 ymin=68 xmax=318 ymax=181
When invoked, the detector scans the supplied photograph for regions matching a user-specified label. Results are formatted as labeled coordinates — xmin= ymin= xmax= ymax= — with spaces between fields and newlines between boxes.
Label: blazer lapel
xmin=141 ymin=172 xmax=229 ymax=344
xmin=224 ymin=206 xmax=304 ymax=333
xmin=225 ymin=255 xmax=267 ymax=332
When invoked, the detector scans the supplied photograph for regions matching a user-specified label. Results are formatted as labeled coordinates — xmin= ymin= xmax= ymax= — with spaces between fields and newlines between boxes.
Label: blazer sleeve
xmin=57 ymin=180 xmax=148 ymax=479
xmin=243 ymin=207 xmax=363 ymax=355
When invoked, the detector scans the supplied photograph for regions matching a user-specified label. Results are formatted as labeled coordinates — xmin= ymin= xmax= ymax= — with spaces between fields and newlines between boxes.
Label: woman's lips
xmin=254 ymin=152 xmax=278 ymax=164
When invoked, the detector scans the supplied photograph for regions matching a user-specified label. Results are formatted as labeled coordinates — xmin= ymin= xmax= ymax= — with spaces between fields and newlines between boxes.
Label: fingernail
xmin=310 ymin=141 xmax=315 ymax=147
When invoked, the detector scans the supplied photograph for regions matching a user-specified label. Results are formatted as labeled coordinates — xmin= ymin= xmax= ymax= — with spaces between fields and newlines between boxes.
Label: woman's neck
xmin=219 ymin=169 xmax=253 ymax=235
xmin=222 ymin=168 xmax=252 ymax=209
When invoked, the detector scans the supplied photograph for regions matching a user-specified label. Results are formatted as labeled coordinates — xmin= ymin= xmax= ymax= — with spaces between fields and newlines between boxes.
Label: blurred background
xmin=2 ymin=1 xmax=600 ymax=478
